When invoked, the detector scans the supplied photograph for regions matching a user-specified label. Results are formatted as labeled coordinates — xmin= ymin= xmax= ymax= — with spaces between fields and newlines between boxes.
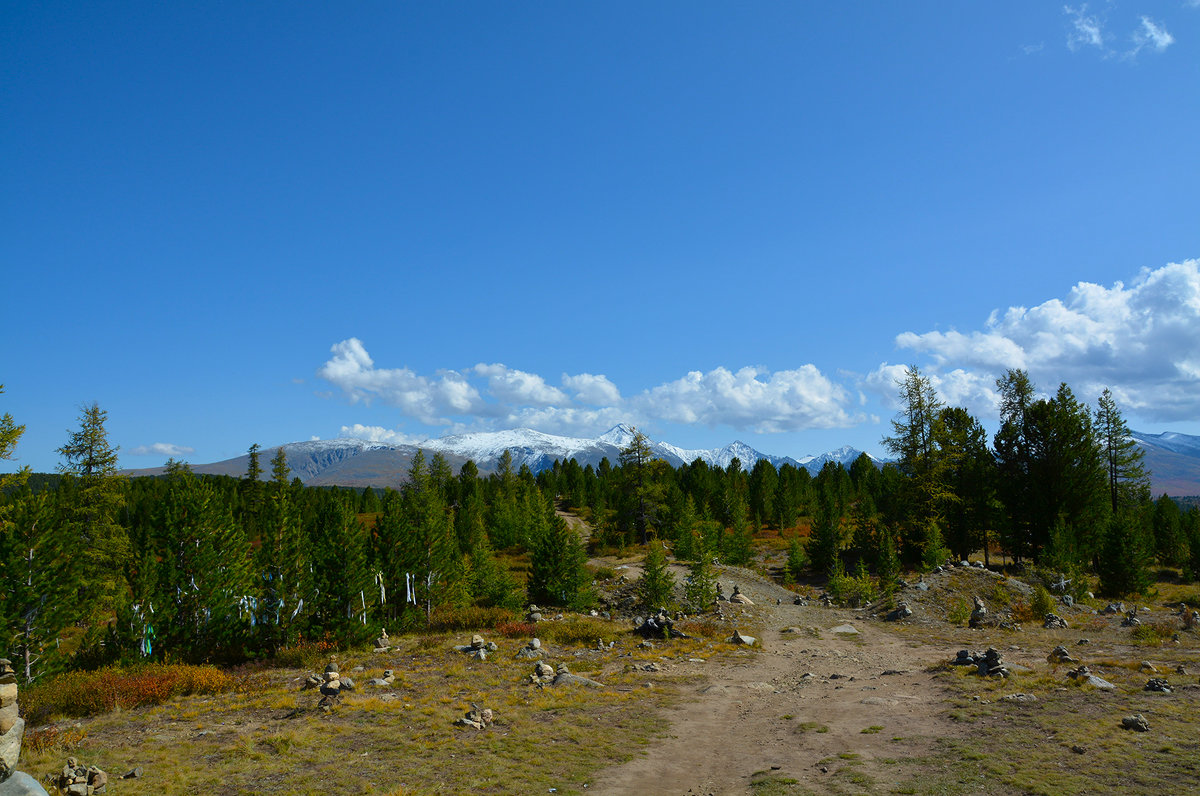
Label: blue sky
xmin=4 ymin=2 xmax=1200 ymax=474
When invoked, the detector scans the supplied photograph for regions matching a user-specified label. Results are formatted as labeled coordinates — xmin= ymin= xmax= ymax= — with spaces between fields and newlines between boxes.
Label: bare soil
xmin=586 ymin=566 xmax=966 ymax=796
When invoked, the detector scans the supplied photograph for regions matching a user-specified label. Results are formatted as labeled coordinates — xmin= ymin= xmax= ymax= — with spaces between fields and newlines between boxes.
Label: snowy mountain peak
xmin=597 ymin=423 xmax=638 ymax=447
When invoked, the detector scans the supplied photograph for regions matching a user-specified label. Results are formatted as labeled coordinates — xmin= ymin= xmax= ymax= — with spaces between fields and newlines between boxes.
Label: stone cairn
xmin=1121 ymin=610 xmax=1142 ymax=627
xmin=454 ymin=703 xmax=494 ymax=730
xmin=514 ymin=638 xmax=543 ymax=660
xmin=1145 ymin=678 xmax=1172 ymax=693
xmin=453 ymin=635 xmax=497 ymax=660
xmin=728 ymin=585 xmax=754 ymax=605
xmin=885 ymin=601 xmax=913 ymax=621
xmin=373 ymin=629 xmax=392 ymax=653
xmin=1043 ymin=614 xmax=1069 ymax=630
xmin=301 ymin=660 xmax=354 ymax=710
xmin=634 ymin=611 xmax=688 ymax=640
xmin=53 ymin=757 xmax=108 ymax=796
xmin=968 ymin=596 xmax=989 ymax=629
xmin=951 ymin=647 xmax=1009 ymax=677
xmin=1047 ymin=645 xmax=1078 ymax=664
xmin=1 ymin=659 xmax=23 ymax=782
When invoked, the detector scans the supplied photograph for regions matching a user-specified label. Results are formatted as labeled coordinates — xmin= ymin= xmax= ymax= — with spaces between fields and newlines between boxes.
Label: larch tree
xmin=1095 ymin=389 xmax=1150 ymax=513
xmin=56 ymin=402 xmax=128 ymax=619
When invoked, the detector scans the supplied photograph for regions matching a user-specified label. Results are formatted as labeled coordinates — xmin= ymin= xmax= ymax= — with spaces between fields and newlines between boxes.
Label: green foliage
xmin=1031 ymin=584 xmax=1055 ymax=618
xmin=56 ymin=403 xmax=129 ymax=619
xmin=1098 ymin=509 xmax=1152 ymax=597
xmin=785 ymin=536 xmax=808 ymax=583
xmin=684 ymin=554 xmax=718 ymax=612
xmin=528 ymin=510 xmax=591 ymax=610
xmin=637 ymin=541 xmax=676 ymax=610
xmin=826 ymin=559 xmax=875 ymax=607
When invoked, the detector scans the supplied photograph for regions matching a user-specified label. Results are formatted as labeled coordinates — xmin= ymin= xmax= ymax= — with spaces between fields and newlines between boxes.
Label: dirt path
xmin=586 ymin=567 xmax=961 ymax=795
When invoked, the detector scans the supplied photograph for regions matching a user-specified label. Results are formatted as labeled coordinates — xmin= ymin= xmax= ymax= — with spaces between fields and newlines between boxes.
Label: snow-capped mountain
xmin=123 ymin=424 xmax=881 ymax=487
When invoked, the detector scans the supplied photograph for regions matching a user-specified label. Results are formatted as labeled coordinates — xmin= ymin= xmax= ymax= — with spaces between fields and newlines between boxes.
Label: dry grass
xmin=17 ymin=616 xmax=721 ymax=795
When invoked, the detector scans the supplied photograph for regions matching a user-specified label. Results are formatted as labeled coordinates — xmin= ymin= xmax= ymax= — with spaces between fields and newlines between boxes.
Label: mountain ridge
xmin=120 ymin=425 xmax=1200 ymax=496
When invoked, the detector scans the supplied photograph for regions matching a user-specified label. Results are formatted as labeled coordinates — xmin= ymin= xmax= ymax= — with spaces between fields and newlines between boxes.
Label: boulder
xmin=1122 ymin=714 xmax=1150 ymax=732
xmin=0 ymin=771 xmax=51 ymax=796
xmin=1047 ymin=645 xmax=1077 ymax=664
xmin=1043 ymin=614 xmax=1068 ymax=629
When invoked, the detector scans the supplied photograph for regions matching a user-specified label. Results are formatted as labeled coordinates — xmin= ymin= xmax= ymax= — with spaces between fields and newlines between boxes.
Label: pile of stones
xmin=526 ymin=605 xmax=545 ymax=623
xmin=727 ymin=585 xmax=754 ymax=605
xmin=1121 ymin=610 xmax=1142 ymax=627
xmin=52 ymin=758 xmax=107 ymax=796
xmin=1043 ymin=614 xmax=1069 ymax=629
xmin=514 ymin=639 xmax=543 ymax=660
xmin=0 ymin=660 xmax=22 ymax=783
xmin=1144 ymin=678 xmax=1172 ymax=693
xmin=301 ymin=660 xmax=354 ymax=709
xmin=885 ymin=601 xmax=913 ymax=621
xmin=1101 ymin=602 xmax=1125 ymax=615
xmin=454 ymin=704 xmax=494 ymax=730
xmin=453 ymin=635 xmax=498 ymax=660
xmin=373 ymin=630 xmax=392 ymax=653
xmin=529 ymin=661 xmax=555 ymax=685
xmin=968 ymin=597 xmax=989 ymax=629
xmin=976 ymin=648 xmax=1009 ymax=677
xmin=634 ymin=611 xmax=688 ymax=640
xmin=1047 ymin=645 xmax=1078 ymax=664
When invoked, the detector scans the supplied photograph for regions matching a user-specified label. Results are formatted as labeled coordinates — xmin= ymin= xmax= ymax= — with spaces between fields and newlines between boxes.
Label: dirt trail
xmin=586 ymin=567 xmax=961 ymax=796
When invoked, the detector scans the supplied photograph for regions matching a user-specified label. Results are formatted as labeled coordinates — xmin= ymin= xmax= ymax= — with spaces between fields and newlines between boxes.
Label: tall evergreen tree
xmin=881 ymin=366 xmax=947 ymax=526
xmin=0 ymin=384 xmax=29 ymax=495
xmin=1095 ymin=389 xmax=1150 ymax=513
xmin=993 ymin=369 xmax=1036 ymax=561
xmin=618 ymin=428 xmax=664 ymax=545
xmin=637 ymin=540 xmax=675 ymax=609
xmin=528 ymin=510 xmax=590 ymax=609
xmin=56 ymin=402 xmax=128 ymax=619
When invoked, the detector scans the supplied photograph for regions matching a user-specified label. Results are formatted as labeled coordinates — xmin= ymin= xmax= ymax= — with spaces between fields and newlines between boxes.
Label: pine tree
xmin=638 ymin=541 xmax=675 ymax=610
xmin=56 ymin=402 xmax=128 ymax=619
xmin=881 ymin=366 xmax=948 ymax=525
xmin=528 ymin=510 xmax=590 ymax=609
xmin=0 ymin=490 xmax=77 ymax=681
xmin=0 ymin=384 xmax=29 ymax=495
xmin=1095 ymin=389 xmax=1150 ymax=513
xmin=1098 ymin=509 xmax=1152 ymax=597
xmin=785 ymin=536 xmax=808 ymax=583
xmin=684 ymin=554 xmax=718 ymax=612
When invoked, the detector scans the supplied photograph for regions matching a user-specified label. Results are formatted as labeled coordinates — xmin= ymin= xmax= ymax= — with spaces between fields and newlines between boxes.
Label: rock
xmin=830 ymin=624 xmax=859 ymax=636
xmin=0 ymin=770 xmax=51 ymax=795
xmin=1047 ymin=645 xmax=1077 ymax=664
xmin=1145 ymin=678 xmax=1172 ymax=693
xmin=1043 ymin=614 xmax=1068 ymax=629
xmin=951 ymin=650 xmax=977 ymax=666
xmin=374 ymin=630 xmax=391 ymax=650
xmin=1139 ymin=661 xmax=1158 ymax=673
xmin=729 ymin=586 xmax=754 ymax=605
xmin=1122 ymin=714 xmax=1150 ymax=732
xmin=550 ymin=664 xmax=605 ymax=688
xmin=973 ymin=647 xmax=1008 ymax=677
xmin=1000 ymin=693 xmax=1038 ymax=703
xmin=1101 ymin=602 xmax=1124 ymax=615
xmin=727 ymin=632 xmax=757 ymax=646
xmin=885 ymin=602 xmax=912 ymax=621
xmin=121 ymin=768 xmax=143 ymax=780
xmin=1067 ymin=666 xmax=1115 ymax=690
xmin=1121 ymin=611 xmax=1141 ymax=627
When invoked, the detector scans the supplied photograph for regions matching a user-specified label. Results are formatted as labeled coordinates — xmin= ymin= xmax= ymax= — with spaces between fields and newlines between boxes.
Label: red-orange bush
xmin=22 ymin=664 xmax=234 ymax=723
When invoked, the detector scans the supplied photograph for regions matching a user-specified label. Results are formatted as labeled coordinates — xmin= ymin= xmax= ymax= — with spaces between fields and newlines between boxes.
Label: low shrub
xmin=427 ymin=605 xmax=516 ymax=633
xmin=1010 ymin=600 xmax=1035 ymax=624
xmin=534 ymin=616 xmax=615 ymax=645
xmin=24 ymin=726 xmax=87 ymax=755
xmin=494 ymin=620 xmax=536 ymax=638
xmin=1031 ymin=585 xmax=1056 ymax=619
xmin=22 ymin=664 xmax=235 ymax=723
xmin=1131 ymin=621 xmax=1176 ymax=646
xmin=270 ymin=638 xmax=341 ymax=670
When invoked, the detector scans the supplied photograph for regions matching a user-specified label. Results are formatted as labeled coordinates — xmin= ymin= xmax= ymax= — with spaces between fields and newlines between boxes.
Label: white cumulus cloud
xmin=129 ymin=442 xmax=196 ymax=457
xmin=877 ymin=260 xmax=1200 ymax=421
xmin=338 ymin=424 xmax=425 ymax=446
xmin=317 ymin=339 xmax=862 ymax=437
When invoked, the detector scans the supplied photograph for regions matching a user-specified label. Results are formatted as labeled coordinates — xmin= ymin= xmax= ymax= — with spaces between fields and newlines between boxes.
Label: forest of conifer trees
xmin=3 ymin=370 xmax=1200 ymax=684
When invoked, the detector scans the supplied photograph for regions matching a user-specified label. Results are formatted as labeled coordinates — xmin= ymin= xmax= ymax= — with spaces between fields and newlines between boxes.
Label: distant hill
xmin=121 ymin=424 xmax=881 ymax=489
xmin=120 ymin=425 xmax=1200 ymax=496
xmin=1131 ymin=431 xmax=1200 ymax=498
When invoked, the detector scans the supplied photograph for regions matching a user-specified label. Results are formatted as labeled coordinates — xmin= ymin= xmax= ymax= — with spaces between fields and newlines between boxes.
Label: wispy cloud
xmin=1063 ymin=5 xmax=1176 ymax=60
xmin=317 ymin=341 xmax=863 ymax=438
xmin=872 ymin=260 xmax=1200 ymax=421
xmin=1129 ymin=16 xmax=1174 ymax=56
xmin=129 ymin=442 xmax=196 ymax=457
xmin=1065 ymin=4 xmax=1107 ymax=52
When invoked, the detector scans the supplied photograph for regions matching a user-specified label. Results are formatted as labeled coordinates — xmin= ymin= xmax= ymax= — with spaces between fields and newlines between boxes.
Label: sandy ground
xmin=584 ymin=566 xmax=963 ymax=796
